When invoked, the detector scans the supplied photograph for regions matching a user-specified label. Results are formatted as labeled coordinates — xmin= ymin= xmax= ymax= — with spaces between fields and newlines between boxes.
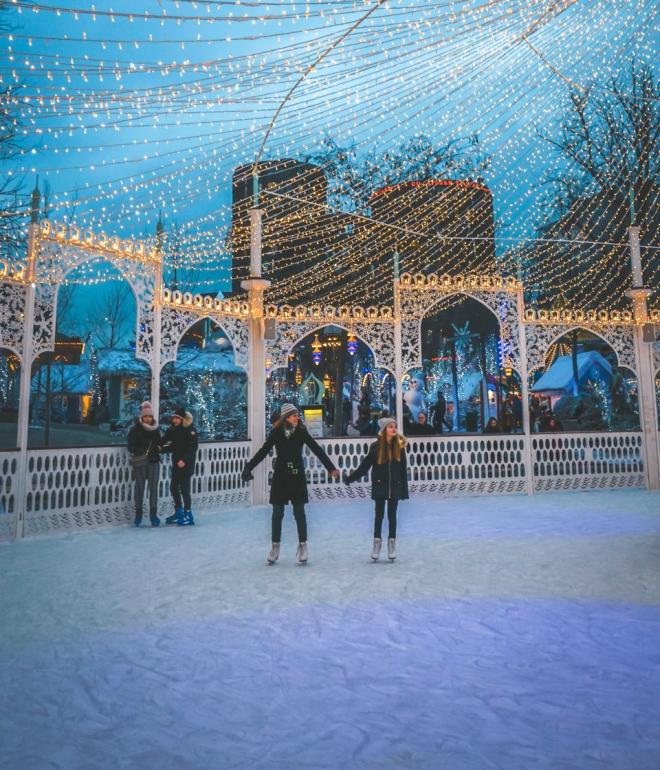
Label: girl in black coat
xmin=344 ymin=417 xmax=408 ymax=561
xmin=242 ymin=403 xmax=339 ymax=564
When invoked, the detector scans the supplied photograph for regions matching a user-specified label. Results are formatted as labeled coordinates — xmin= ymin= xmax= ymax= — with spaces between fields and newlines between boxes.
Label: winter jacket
xmin=345 ymin=439 xmax=409 ymax=501
xmin=127 ymin=419 xmax=162 ymax=463
xmin=161 ymin=411 xmax=199 ymax=473
xmin=431 ymin=395 xmax=447 ymax=431
xmin=244 ymin=423 xmax=337 ymax=505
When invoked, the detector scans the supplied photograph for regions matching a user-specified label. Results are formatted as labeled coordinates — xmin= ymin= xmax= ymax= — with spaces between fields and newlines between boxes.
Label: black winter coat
xmin=345 ymin=441 xmax=409 ymax=501
xmin=161 ymin=411 xmax=199 ymax=472
xmin=245 ymin=424 xmax=337 ymax=505
xmin=127 ymin=420 xmax=162 ymax=463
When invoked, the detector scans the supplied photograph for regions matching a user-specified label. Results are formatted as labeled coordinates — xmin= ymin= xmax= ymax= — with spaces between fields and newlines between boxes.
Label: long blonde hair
xmin=376 ymin=430 xmax=405 ymax=464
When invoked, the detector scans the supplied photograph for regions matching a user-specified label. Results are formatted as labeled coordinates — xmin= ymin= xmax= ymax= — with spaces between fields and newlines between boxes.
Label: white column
xmin=393 ymin=253 xmax=404 ymax=433
xmin=242 ymin=206 xmax=270 ymax=505
xmin=516 ymin=286 xmax=535 ymax=495
xmin=626 ymin=225 xmax=658 ymax=489
xmin=150 ymin=258 xmax=163 ymax=421
xmin=14 ymin=220 xmax=39 ymax=539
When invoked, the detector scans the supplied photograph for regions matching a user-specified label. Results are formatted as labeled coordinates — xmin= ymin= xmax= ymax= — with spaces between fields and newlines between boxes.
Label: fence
xmin=0 ymin=441 xmax=251 ymax=541
xmin=0 ymin=430 xmax=653 ymax=542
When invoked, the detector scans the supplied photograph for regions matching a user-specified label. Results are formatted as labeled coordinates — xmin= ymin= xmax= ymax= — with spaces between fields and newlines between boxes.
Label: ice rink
xmin=2 ymin=489 xmax=660 ymax=770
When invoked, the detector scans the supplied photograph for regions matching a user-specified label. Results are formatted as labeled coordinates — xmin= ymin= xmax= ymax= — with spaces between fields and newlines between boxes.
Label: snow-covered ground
xmin=2 ymin=490 xmax=660 ymax=770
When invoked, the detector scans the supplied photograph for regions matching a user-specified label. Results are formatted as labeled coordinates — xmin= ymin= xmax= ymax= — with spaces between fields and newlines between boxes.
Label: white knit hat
xmin=140 ymin=401 xmax=154 ymax=418
xmin=378 ymin=417 xmax=396 ymax=433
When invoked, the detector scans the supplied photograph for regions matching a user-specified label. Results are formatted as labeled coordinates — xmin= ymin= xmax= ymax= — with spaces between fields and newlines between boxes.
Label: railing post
xmin=14 ymin=188 xmax=40 ymax=539
xmin=626 ymin=226 xmax=659 ymax=489
xmin=242 ymin=205 xmax=271 ymax=505
xmin=516 ymin=285 xmax=535 ymax=495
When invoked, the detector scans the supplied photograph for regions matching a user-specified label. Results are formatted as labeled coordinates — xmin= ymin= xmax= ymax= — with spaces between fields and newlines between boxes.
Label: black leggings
xmin=272 ymin=503 xmax=307 ymax=543
xmin=374 ymin=498 xmax=398 ymax=539
xmin=171 ymin=467 xmax=193 ymax=511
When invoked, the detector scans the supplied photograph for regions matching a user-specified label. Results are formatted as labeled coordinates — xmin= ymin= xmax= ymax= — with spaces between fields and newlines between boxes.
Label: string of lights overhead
xmin=2 ymin=0 xmax=656 ymax=311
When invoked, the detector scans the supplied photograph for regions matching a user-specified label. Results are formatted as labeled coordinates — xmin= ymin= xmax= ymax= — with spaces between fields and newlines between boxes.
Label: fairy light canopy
xmin=2 ymin=0 xmax=657 ymax=309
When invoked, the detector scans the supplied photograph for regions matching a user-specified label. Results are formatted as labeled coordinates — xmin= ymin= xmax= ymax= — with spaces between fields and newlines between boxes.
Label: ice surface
xmin=1 ymin=490 xmax=660 ymax=770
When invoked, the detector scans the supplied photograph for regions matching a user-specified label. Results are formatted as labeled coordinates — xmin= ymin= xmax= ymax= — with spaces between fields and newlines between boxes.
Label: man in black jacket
xmin=161 ymin=407 xmax=199 ymax=526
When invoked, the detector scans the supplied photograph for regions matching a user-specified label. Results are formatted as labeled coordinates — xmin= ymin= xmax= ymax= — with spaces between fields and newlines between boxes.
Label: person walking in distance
xmin=432 ymin=390 xmax=451 ymax=433
xmin=343 ymin=417 xmax=408 ymax=562
xmin=241 ymin=403 xmax=339 ymax=564
xmin=127 ymin=400 xmax=162 ymax=527
xmin=161 ymin=407 xmax=199 ymax=526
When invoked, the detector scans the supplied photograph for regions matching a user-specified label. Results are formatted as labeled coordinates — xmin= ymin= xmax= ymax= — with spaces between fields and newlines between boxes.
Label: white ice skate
xmin=370 ymin=538 xmax=382 ymax=561
xmin=267 ymin=542 xmax=280 ymax=564
xmin=297 ymin=542 xmax=308 ymax=564
xmin=387 ymin=538 xmax=396 ymax=561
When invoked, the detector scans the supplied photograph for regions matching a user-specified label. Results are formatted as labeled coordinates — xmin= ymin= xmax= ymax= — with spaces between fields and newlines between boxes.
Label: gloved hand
xmin=342 ymin=472 xmax=351 ymax=485
xmin=241 ymin=468 xmax=254 ymax=483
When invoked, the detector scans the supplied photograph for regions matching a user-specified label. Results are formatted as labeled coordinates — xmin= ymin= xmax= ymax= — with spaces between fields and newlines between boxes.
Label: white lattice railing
xmin=299 ymin=435 xmax=528 ymax=500
xmin=531 ymin=432 xmax=645 ymax=491
xmin=0 ymin=430 xmax=652 ymax=542
xmin=0 ymin=450 xmax=20 ymax=541
xmin=18 ymin=441 xmax=251 ymax=538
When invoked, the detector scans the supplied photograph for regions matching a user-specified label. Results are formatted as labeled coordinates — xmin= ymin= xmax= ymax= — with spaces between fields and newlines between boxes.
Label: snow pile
xmin=1 ymin=490 xmax=659 ymax=769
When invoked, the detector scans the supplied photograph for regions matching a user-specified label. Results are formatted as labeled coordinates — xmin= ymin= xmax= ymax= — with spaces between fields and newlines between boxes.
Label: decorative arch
xmin=32 ymin=240 xmax=157 ymax=365
xmin=524 ymin=323 xmax=637 ymax=377
xmin=160 ymin=306 xmax=249 ymax=372
xmin=265 ymin=319 xmax=395 ymax=374
xmin=398 ymin=287 xmax=521 ymax=374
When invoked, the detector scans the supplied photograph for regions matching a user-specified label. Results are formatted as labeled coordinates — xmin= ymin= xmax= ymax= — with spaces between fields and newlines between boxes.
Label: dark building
xmin=229 ymin=159 xmax=345 ymax=297
xmin=229 ymin=163 xmax=497 ymax=305
xmin=365 ymin=179 xmax=496 ymax=277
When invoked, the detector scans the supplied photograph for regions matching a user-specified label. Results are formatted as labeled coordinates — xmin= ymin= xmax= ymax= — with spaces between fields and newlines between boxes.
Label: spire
xmin=30 ymin=177 xmax=41 ymax=224
xmin=156 ymin=210 xmax=164 ymax=251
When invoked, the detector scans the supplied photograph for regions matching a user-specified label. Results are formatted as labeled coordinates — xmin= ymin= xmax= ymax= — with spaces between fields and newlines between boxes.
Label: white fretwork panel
xmin=266 ymin=320 xmax=396 ymax=374
xmin=525 ymin=323 xmax=637 ymax=376
xmin=160 ymin=306 xmax=249 ymax=372
xmin=0 ymin=451 xmax=19 ymax=542
xmin=23 ymin=441 xmax=251 ymax=537
xmin=531 ymin=432 xmax=645 ymax=491
xmin=399 ymin=288 xmax=522 ymax=374
xmin=34 ymin=240 xmax=157 ymax=365
xmin=0 ymin=281 xmax=27 ymax=359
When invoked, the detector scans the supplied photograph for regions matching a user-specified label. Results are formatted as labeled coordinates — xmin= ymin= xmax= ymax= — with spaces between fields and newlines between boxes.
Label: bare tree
xmin=306 ymin=133 xmax=491 ymax=213
xmin=0 ymin=4 xmax=27 ymax=265
xmin=85 ymin=282 xmax=134 ymax=349
xmin=511 ymin=62 xmax=659 ymax=309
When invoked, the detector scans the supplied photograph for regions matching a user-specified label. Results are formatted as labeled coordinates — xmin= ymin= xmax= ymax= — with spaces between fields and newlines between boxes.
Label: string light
xmin=0 ymin=0 xmax=655 ymax=314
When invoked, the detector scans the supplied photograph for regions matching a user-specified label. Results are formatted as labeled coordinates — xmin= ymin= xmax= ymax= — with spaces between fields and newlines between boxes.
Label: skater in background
xmin=407 ymin=411 xmax=435 ymax=436
xmin=343 ymin=417 xmax=408 ymax=562
xmin=241 ymin=403 xmax=339 ymax=565
xmin=431 ymin=390 xmax=452 ymax=433
xmin=127 ymin=400 xmax=162 ymax=527
xmin=160 ymin=407 xmax=199 ymax=526
xmin=483 ymin=416 xmax=502 ymax=434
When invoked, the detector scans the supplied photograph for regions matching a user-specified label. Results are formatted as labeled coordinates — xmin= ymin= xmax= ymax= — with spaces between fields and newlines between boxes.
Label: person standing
xmin=432 ymin=390 xmax=450 ymax=433
xmin=127 ymin=400 xmax=162 ymax=527
xmin=161 ymin=407 xmax=199 ymax=526
xmin=343 ymin=417 xmax=408 ymax=562
xmin=241 ymin=403 xmax=339 ymax=564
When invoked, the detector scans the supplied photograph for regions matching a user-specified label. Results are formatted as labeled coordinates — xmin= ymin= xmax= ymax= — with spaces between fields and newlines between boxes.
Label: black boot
xmin=134 ymin=511 xmax=143 ymax=527
xmin=149 ymin=511 xmax=160 ymax=527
